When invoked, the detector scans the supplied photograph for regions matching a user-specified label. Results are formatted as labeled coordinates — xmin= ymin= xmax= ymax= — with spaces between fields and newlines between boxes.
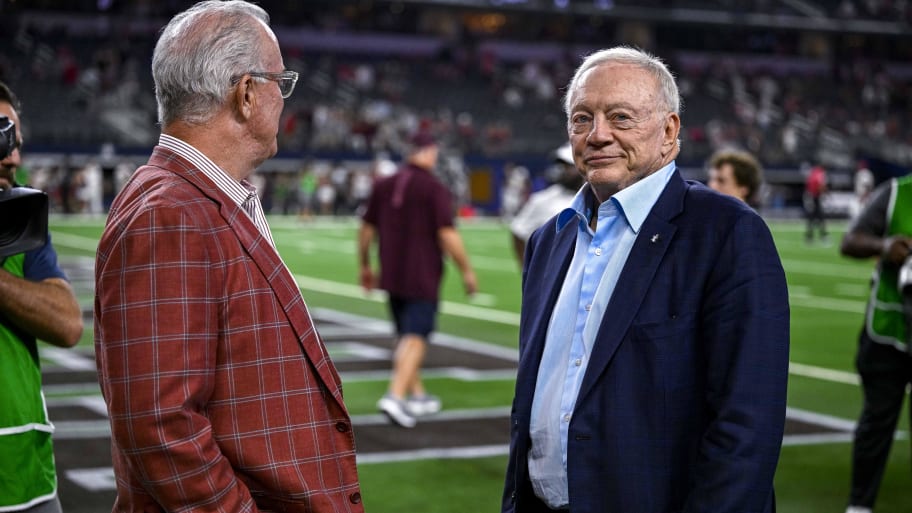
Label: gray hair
xmin=563 ymin=46 xmax=680 ymax=118
xmin=152 ymin=0 xmax=270 ymax=126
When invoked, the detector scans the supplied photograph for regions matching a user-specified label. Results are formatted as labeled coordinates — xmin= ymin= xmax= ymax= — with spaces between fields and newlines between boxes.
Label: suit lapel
xmin=148 ymin=148 xmax=345 ymax=406
xmin=576 ymin=172 xmax=687 ymax=406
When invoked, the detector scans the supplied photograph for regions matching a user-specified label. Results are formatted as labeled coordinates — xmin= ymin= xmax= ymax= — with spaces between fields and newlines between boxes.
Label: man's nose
xmin=587 ymin=116 xmax=614 ymax=145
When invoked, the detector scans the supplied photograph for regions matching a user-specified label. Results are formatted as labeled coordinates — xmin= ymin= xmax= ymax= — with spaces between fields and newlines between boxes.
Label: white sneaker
xmin=406 ymin=394 xmax=442 ymax=416
xmin=846 ymin=506 xmax=872 ymax=513
xmin=377 ymin=394 xmax=416 ymax=428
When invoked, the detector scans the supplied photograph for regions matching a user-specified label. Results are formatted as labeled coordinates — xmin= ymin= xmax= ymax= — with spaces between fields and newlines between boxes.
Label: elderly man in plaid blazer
xmin=93 ymin=2 xmax=363 ymax=512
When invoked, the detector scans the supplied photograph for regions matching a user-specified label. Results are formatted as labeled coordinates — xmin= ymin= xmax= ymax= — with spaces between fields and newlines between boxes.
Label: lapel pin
xmin=650 ymin=233 xmax=660 ymax=243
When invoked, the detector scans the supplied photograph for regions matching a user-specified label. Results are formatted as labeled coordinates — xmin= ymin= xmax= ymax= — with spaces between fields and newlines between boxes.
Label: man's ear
xmin=233 ymin=74 xmax=255 ymax=121
xmin=662 ymin=112 xmax=681 ymax=156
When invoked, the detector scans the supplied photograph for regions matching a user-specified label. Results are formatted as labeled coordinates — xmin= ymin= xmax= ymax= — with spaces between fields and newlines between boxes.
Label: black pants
xmin=805 ymin=195 xmax=827 ymax=240
xmin=849 ymin=330 xmax=912 ymax=507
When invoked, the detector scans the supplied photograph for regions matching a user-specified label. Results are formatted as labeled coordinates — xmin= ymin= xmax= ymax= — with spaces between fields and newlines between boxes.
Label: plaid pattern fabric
xmin=94 ymin=147 xmax=363 ymax=513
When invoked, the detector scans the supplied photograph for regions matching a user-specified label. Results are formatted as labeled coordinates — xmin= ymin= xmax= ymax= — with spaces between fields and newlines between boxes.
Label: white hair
xmin=563 ymin=46 xmax=681 ymax=118
xmin=152 ymin=0 xmax=270 ymax=125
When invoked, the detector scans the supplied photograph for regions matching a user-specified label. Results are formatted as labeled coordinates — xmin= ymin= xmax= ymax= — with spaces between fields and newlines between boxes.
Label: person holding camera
xmin=840 ymin=174 xmax=912 ymax=513
xmin=0 ymin=81 xmax=84 ymax=512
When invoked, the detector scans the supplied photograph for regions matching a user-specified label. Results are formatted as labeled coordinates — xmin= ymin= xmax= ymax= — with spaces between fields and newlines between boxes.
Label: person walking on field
xmin=358 ymin=132 xmax=477 ymax=428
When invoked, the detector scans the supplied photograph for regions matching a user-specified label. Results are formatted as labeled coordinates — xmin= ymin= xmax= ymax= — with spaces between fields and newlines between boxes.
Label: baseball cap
xmin=410 ymin=130 xmax=437 ymax=150
xmin=553 ymin=143 xmax=573 ymax=165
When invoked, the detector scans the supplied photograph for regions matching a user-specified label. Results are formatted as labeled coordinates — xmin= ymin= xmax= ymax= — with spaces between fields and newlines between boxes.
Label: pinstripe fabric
xmin=159 ymin=134 xmax=276 ymax=248
xmin=94 ymin=146 xmax=363 ymax=513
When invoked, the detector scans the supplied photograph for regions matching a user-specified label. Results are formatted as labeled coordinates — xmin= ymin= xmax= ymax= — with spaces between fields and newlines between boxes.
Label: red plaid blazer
xmin=94 ymin=147 xmax=363 ymax=513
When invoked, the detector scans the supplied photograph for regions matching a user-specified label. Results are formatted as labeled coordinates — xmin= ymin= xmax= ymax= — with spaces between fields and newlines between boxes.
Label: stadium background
xmin=2 ymin=0 xmax=911 ymax=512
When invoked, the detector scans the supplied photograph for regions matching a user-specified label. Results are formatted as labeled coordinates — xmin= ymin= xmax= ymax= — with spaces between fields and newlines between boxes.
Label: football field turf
xmin=44 ymin=216 xmax=911 ymax=513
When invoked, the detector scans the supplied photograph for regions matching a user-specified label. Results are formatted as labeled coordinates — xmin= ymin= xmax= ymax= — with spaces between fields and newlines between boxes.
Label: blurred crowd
xmin=1 ymin=0 xmax=910 ymax=215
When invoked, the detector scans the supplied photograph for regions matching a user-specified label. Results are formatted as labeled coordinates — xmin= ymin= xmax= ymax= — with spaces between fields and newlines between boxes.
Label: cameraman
xmin=0 ymin=81 xmax=83 ymax=512
xmin=840 ymin=173 xmax=912 ymax=513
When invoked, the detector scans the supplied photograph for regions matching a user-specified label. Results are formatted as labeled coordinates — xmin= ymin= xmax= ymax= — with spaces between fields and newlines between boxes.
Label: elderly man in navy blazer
xmin=502 ymin=46 xmax=789 ymax=513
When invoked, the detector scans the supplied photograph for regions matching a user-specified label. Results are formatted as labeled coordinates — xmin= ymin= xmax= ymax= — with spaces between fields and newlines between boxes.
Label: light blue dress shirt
xmin=528 ymin=162 xmax=676 ymax=508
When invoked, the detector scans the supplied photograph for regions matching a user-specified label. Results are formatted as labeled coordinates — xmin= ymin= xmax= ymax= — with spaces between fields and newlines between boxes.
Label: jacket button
xmin=336 ymin=421 xmax=350 ymax=433
xmin=350 ymin=492 xmax=362 ymax=504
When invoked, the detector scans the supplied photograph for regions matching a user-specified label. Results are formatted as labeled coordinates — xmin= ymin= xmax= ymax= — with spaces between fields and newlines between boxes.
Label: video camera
xmin=0 ymin=114 xmax=49 ymax=259
xmin=0 ymin=115 xmax=14 ymax=160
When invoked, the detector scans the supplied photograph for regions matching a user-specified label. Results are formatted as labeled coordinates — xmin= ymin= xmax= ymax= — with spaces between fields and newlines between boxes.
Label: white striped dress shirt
xmin=159 ymin=134 xmax=276 ymax=248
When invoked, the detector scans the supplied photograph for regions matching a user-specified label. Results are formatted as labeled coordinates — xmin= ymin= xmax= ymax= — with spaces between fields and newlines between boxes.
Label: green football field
xmin=46 ymin=215 xmax=911 ymax=513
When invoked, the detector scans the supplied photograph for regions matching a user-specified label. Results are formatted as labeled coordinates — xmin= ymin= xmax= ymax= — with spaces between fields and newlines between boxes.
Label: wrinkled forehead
xmin=571 ymin=63 xmax=660 ymax=110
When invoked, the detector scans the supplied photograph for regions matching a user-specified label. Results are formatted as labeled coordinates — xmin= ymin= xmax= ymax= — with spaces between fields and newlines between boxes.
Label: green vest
xmin=0 ymin=253 xmax=57 ymax=509
xmin=866 ymin=175 xmax=912 ymax=351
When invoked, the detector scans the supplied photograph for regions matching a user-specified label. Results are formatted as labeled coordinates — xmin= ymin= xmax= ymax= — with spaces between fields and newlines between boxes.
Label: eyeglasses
xmin=231 ymin=70 xmax=299 ymax=98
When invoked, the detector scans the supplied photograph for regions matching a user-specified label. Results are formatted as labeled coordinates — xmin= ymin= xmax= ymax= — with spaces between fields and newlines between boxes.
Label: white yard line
xmin=779 ymin=258 xmax=871 ymax=280
xmin=40 ymin=346 xmax=96 ymax=371
xmin=789 ymin=362 xmax=859 ymax=385
xmin=357 ymin=444 xmax=510 ymax=465
xmin=297 ymin=276 xmax=521 ymax=326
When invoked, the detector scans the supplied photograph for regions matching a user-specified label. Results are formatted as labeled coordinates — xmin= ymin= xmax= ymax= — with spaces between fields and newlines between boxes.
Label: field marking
xmin=357 ymin=444 xmax=510 ymax=464
xmin=46 ymin=303 xmax=892 ymax=490
xmin=833 ymin=283 xmax=870 ymax=297
xmin=50 ymin=406 xmax=514 ymax=441
xmin=301 ymin=270 xmax=866 ymax=321
xmin=62 ymin=427 xmax=909 ymax=492
xmin=313 ymin=308 xmax=520 ymax=361
xmin=783 ymin=431 xmax=908 ymax=447
xmin=340 ymin=367 xmax=516 ymax=383
xmin=65 ymin=467 xmax=117 ymax=492
xmin=463 ymin=255 xmax=518 ymax=272
xmin=788 ymin=362 xmax=859 ymax=385
xmin=318 ymin=309 xmax=865 ymax=386
xmin=468 ymin=292 xmax=500 ymax=306
xmin=48 ymin=231 xmax=99 ymax=252
xmin=49 ymin=227 xmax=874 ymax=314
xmin=351 ymin=406 xmax=512 ymax=426
xmin=268 ymin=216 xmax=515 ymax=232
xmin=780 ymin=258 xmax=871 ymax=280
xmin=786 ymin=407 xmax=856 ymax=431
xmin=328 ymin=341 xmax=392 ymax=362
xmin=40 ymin=346 xmax=96 ymax=371
xmin=53 ymin=420 xmax=110 ymax=440
xmin=43 ymin=382 xmax=102 ymax=396
xmin=292 ymin=239 xmax=356 ymax=255
xmin=45 ymin=396 xmax=109 ymax=416
xmin=788 ymin=293 xmax=865 ymax=313
xmin=296 ymin=276 xmax=521 ymax=326
xmin=782 ymin=433 xmax=854 ymax=446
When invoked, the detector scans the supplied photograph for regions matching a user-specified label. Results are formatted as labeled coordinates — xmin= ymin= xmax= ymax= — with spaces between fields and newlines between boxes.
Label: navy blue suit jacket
xmin=503 ymin=170 xmax=789 ymax=513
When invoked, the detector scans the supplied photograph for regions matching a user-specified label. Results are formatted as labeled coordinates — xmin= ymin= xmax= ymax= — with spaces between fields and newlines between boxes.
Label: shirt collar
xmin=556 ymin=161 xmax=676 ymax=233
xmin=158 ymin=133 xmax=257 ymax=208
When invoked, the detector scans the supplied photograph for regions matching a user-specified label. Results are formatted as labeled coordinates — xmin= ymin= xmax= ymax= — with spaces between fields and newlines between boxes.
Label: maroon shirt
xmin=362 ymin=163 xmax=454 ymax=301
